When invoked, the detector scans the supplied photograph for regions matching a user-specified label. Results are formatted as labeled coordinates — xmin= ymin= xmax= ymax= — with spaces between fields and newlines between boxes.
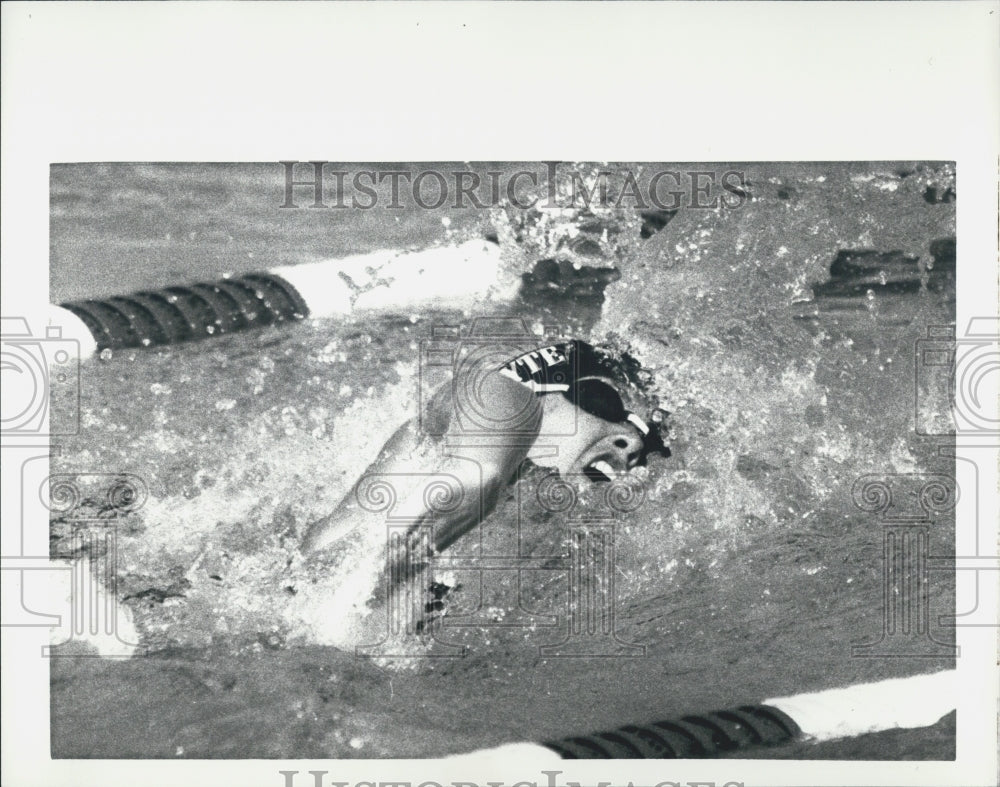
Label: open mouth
xmin=583 ymin=459 xmax=618 ymax=483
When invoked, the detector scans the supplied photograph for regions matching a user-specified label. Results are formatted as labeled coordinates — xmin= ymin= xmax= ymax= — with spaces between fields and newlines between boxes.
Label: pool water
xmin=49 ymin=162 xmax=957 ymax=759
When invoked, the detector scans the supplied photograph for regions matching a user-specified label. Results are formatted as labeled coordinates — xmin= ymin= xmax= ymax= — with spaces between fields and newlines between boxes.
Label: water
xmin=49 ymin=162 xmax=956 ymax=758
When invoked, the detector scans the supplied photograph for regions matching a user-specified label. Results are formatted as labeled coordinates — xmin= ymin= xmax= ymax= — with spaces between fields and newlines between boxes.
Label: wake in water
xmin=50 ymin=163 xmax=956 ymax=671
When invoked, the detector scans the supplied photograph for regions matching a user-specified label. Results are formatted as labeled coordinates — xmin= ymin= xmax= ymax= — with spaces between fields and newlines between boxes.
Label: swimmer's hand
xmin=300 ymin=511 xmax=357 ymax=554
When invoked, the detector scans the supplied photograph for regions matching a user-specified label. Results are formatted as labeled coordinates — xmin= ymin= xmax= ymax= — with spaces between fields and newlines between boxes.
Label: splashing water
xmin=49 ymin=162 xmax=957 ymax=757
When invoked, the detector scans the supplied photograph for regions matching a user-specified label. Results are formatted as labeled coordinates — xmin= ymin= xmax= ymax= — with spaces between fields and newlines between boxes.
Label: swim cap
xmin=498 ymin=340 xmax=670 ymax=461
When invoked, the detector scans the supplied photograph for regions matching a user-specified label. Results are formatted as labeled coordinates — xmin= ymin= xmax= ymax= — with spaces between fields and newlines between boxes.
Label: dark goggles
xmin=564 ymin=378 xmax=670 ymax=461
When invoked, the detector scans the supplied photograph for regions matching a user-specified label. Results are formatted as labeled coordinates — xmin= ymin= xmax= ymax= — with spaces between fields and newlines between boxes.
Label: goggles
xmin=567 ymin=377 xmax=670 ymax=462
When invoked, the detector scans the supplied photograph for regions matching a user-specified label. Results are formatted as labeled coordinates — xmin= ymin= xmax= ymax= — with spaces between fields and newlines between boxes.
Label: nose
xmin=601 ymin=429 xmax=646 ymax=468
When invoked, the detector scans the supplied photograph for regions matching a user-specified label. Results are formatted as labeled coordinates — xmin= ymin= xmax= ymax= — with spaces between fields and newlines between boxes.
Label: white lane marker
xmin=272 ymin=239 xmax=506 ymax=317
xmin=47 ymin=305 xmax=99 ymax=361
xmin=442 ymin=741 xmax=564 ymax=767
xmin=765 ymin=668 xmax=956 ymax=742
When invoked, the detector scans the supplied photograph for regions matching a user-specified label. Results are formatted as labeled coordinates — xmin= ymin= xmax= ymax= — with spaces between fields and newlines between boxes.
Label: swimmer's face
xmin=532 ymin=393 xmax=646 ymax=481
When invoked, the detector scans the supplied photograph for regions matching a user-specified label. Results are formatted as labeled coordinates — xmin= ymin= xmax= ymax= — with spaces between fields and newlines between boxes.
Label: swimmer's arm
xmin=300 ymin=417 xmax=421 ymax=553
xmin=302 ymin=370 xmax=540 ymax=555
xmin=416 ymin=371 xmax=542 ymax=553
xmin=418 ymin=443 xmax=529 ymax=553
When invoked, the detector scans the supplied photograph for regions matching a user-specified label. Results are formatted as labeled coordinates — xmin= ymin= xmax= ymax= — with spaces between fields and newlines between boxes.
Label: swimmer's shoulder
xmin=421 ymin=352 xmax=547 ymax=438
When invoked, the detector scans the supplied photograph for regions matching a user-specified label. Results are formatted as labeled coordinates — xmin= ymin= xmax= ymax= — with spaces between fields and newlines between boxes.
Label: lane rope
xmin=50 ymin=238 xmax=506 ymax=360
xmin=443 ymin=669 xmax=955 ymax=762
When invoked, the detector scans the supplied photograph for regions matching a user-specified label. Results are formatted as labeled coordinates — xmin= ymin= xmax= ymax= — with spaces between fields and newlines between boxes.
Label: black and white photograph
xmin=2 ymin=5 xmax=997 ymax=787
xmin=43 ymin=159 xmax=961 ymax=761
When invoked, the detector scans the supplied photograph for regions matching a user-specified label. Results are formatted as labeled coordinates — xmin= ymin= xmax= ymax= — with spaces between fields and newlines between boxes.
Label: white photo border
xmin=1 ymin=2 xmax=997 ymax=786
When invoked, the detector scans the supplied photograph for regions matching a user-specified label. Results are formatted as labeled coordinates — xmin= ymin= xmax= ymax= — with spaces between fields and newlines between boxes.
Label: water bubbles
xmin=318 ymin=341 xmax=348 ymax=364
xmin=280 ymin=405 xmax=301 ymax=436
xmin=205 ymin=325 xmax=216 ymax=335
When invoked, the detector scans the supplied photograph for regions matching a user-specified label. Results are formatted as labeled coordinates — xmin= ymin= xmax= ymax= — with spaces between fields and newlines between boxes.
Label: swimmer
xmin=301 ymin=340 xmax=669 ymax=560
